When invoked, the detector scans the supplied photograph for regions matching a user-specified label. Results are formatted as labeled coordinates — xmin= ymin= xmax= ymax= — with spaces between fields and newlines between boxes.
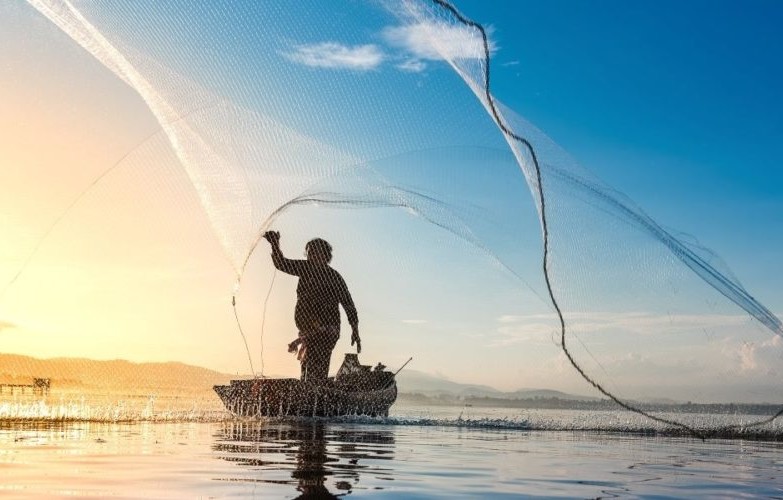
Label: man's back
xmin=286 ymin=260 xmax=356 ymax=332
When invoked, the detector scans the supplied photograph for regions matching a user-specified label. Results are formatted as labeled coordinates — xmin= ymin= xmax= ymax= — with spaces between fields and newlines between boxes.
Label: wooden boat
xmin=214 ymin=354 xmax=397 ymax=418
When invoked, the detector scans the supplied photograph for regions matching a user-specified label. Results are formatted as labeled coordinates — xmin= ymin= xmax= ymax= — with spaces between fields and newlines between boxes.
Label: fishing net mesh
xmin=1 ymin=0 xmax=781 ymax=435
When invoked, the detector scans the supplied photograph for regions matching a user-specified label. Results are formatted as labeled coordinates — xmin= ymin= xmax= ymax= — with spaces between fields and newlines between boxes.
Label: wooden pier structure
xmin=0 ymin=378 xmax=51 ymax=396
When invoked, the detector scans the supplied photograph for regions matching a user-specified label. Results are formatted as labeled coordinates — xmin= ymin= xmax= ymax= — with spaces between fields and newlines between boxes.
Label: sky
xmin=458 ymin=0 xmax=783 ymax=293
xmin=1 ymin=0 xmax=782 ymax=402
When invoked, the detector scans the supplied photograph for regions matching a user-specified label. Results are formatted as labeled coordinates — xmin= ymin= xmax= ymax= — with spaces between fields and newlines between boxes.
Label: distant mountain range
xmin=396 ymin=369 xmax=599 ymax=402
xmin=0 ymin=353 xmax=234 ymax=393
xmin=0 ymin=353 xmax=595 ymax=401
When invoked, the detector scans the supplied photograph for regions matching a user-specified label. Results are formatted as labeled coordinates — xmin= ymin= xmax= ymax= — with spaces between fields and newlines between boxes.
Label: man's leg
xmin=302 ymin=328 xmax=339 ymax=382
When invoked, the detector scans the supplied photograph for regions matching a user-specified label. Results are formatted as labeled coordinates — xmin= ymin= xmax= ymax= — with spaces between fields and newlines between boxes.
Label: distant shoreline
xmin=398 ymin=392 xmax=783 ymax=416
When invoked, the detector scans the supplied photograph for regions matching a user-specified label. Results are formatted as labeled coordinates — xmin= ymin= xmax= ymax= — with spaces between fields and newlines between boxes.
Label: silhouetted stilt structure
xmin=0 ymin=378 xmax=51 ymax=396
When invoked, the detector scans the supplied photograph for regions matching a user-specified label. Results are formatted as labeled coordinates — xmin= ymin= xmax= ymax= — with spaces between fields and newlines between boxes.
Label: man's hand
xmin=263 ymin=230 xmax=280 ymax=246
xmin=350 ymin=326 xmax=361 ymax=354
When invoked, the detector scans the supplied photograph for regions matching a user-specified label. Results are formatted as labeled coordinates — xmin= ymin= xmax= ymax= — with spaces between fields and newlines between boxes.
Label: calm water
xmin=1 ymin=396 xmax=782 ymax=498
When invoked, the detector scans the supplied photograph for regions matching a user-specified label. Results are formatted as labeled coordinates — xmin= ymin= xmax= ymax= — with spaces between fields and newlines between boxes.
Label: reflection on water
xmin=213 ymin=420 xmax=395 ymax=498
xmin=1 ymin=417 xmax=782 ymax=497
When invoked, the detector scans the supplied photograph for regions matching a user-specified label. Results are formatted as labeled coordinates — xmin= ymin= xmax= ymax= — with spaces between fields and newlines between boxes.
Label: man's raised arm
xmin=263 ymin=231 xmax=302 ymax=276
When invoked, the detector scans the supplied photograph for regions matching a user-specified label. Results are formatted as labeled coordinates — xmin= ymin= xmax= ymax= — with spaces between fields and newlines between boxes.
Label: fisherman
xmin=262 ymin=231 xmax=360 ymax=383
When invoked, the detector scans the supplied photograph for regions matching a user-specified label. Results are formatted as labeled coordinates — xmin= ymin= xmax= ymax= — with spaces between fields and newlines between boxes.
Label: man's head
xmin=306 ymin=238 xmax=332 ymax=264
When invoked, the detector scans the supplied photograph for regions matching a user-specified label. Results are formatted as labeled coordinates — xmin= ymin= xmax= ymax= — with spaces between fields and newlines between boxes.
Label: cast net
xmin=1 ymin=0 xmax=781 ymax=436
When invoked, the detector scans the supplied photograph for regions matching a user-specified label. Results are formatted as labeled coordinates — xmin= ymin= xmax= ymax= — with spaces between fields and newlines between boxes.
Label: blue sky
xmin=456 ymin=0 xmax=783 ymax=302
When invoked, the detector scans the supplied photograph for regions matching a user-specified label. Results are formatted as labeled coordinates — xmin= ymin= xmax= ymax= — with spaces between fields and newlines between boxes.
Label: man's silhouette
xmin=263 ymin=231 xmax=360 ymax=382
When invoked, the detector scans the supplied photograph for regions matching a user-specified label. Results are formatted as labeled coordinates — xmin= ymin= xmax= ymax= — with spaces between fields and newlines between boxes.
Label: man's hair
xmin=306 ymin=238 xmax=332 ymax=262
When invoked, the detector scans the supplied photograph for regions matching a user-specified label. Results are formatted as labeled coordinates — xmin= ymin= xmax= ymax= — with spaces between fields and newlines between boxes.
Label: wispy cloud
xmin=382 ymin=21 xmax=495 ymax=61
xmin=493 ymin=320 xmax=558 ymax=347
xmin=498 ymin=311 xmax=751 ymax=335
xmin=732 ymin=335 xmax=782 ymax=374
xmin=284 ymin=42 xmax=384 ymax=71
xmin=491 ymin=311 xmax=763 ymax=347
xmin=285 ymin=20 xmax=496 ymax=74
xmin=396 ymin=59 xmax=427 ymax=73
xmin=0 ymin=320 xmax=16 ymax=333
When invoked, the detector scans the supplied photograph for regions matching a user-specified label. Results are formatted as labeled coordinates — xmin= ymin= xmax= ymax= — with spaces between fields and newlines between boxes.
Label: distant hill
xmin=0 ymin=353 xmax=239 ymax=393
xmin=396 ymin=369 xmax=502 ymax=397
xmin=396 ymin=369 xmax=598 ymax=402
xmin=504 ymin=388 xmax=600 ymax=402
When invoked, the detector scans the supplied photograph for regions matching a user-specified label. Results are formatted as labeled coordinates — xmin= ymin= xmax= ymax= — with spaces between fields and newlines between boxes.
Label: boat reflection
xmin=213 ymin=420 xmax=395 ymax=497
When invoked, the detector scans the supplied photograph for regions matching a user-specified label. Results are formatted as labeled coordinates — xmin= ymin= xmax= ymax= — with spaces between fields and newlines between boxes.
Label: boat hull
xmin=214 ymin=374 xmax=397 ymax=418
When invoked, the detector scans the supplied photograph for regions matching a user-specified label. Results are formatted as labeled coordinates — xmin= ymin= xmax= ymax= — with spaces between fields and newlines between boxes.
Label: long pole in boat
xmin=383 ymin=357 xmax=413 ymax=390
xmin=393 ymin=357 xmax=413 ymax=377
